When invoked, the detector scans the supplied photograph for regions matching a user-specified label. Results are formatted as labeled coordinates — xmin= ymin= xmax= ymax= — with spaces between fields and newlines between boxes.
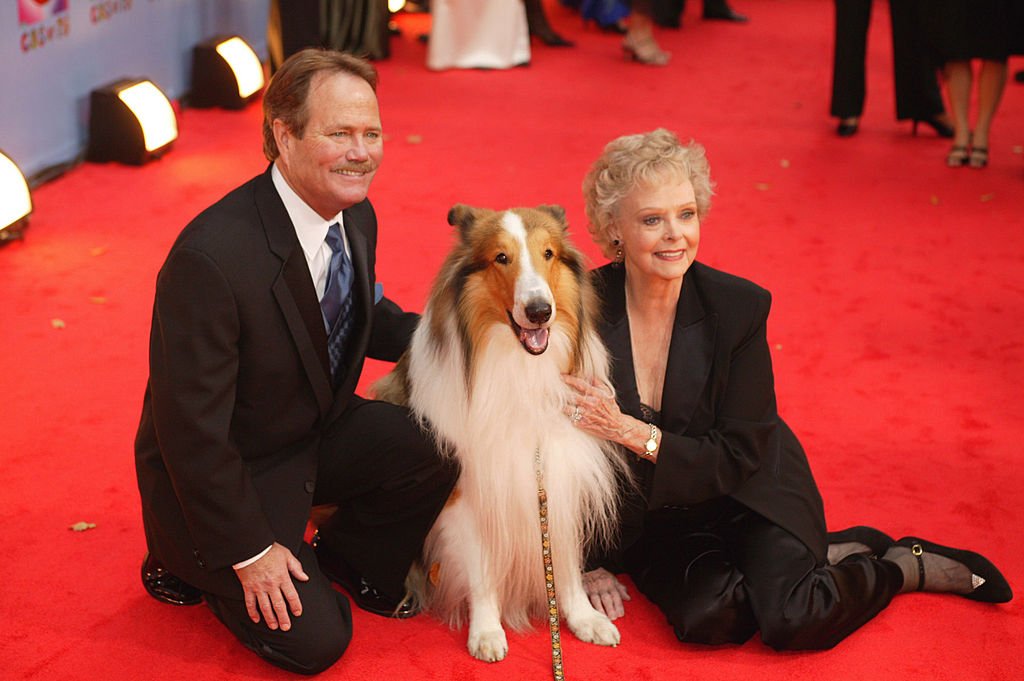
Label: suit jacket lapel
xmin=598 ymin=268 xmax=643 ymax=419
xmin=659 ymin=270 xmax=716 ymax=435
xmin=256 ymin=168 xmax=334 ymax=418
xmin=597 ymin=264 xmax=716 ymax=434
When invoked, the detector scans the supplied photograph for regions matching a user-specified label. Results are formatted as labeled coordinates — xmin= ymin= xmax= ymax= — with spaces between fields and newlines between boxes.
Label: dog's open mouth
xmin=507 ymin=311 xmax=549 ymax=355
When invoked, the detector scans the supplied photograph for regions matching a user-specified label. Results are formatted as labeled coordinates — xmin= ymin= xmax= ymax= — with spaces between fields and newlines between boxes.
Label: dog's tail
xmin=401 ymin=559 xmax=428 ymax=616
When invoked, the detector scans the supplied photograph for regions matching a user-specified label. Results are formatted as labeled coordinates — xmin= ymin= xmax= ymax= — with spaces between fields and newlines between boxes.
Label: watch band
xmin=643 ymin=423 xmax=659 ymax=460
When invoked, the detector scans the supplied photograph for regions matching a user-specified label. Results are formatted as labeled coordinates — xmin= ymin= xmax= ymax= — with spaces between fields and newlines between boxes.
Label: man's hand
xmin=582 ymin=567 xmax=630 ymax=620
xmin=235 ymin=542 xmax=309 ymax=631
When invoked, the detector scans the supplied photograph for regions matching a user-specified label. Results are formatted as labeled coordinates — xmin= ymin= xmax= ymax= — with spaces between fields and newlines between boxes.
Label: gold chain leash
xmin=535 ymin=448 xmax=565 ymax=681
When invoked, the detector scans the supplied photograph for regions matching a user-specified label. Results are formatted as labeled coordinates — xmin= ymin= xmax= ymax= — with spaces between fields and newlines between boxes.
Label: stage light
xmin=389 ymin=0 xmax=407 ymax=11
xmin=0 ymin=149 xmax=32 ymax=243
xmin=86 ymin=79 xmax=178 ymax=165
xmin=190 ymin=35 xmax=265 ymax=109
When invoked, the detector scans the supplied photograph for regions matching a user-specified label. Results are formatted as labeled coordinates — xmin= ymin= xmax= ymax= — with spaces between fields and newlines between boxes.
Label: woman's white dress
xmin=428 ymin=0 xmax=531 ymax=70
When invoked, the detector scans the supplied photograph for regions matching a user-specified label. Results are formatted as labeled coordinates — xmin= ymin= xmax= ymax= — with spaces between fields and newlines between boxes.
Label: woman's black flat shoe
xmin=827 ymin=525 xmax=895 ymax=556
xmin=836 ymin=118 xmax=859 ymax=137
xmin=912 ymin=116 xmax=954 ymax=138
xmin=894 ymin=536 xmax=1012 ymax=603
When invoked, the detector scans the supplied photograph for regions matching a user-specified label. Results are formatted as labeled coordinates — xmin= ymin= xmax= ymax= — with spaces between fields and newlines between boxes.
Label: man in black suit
xmin=135 ymin=49 xmax=456 ymax=674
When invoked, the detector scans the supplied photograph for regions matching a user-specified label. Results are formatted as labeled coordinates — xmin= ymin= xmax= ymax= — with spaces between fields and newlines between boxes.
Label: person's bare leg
xmin=943 ymin=60 xmax=972 ymax=165
xmin=969 ymin=59 xmax=1008 ymax=166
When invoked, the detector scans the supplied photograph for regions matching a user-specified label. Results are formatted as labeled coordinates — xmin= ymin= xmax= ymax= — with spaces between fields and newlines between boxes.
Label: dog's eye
xmin=543 ymin=249 xmax=554 ymax=260
xmin=495 ymin=253 xmax=509 ymax=265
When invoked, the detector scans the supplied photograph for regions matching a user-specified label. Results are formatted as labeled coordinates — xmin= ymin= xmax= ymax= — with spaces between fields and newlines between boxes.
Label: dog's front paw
xmin=467 ymin=628 xmax=508 ymax=662
xmin=569 ymin=612 xmax=620 ymax=647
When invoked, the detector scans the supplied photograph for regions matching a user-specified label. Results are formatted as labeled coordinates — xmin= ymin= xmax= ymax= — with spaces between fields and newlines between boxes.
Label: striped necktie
xmin=321 ymin=222 xmax=354 ymax=382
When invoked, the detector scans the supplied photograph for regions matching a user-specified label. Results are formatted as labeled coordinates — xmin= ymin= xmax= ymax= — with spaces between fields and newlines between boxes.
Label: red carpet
xmin=2 ymin=1 xmax=1023 ymax=679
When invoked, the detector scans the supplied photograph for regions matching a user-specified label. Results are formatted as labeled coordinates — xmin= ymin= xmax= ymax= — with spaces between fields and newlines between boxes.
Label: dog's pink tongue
xmin=520 ymin=327 xmax=549 ymax=354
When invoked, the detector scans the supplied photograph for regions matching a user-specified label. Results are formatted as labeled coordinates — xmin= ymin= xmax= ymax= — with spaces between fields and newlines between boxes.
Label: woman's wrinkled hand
xmin=582 ymin=567 xmax=630 ymax=620
xmin=563 ymin=374 xmax=640 ymax=447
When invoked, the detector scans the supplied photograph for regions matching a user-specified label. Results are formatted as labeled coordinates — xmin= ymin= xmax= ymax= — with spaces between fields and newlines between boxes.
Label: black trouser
xmin=830 ymin=0 xmax=945 ymax=120
xmin=204 ymin=542 xmax=351 ymax=675
xmin=625 ymin=499 xmax=903 ymax=650
xmin=313 ymin=398 xmax=458 ymax=602
xmin=207 ymin=399 xmax=456 ymax=673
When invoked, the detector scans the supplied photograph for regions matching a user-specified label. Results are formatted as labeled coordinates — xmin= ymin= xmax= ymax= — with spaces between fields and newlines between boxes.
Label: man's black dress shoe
xmin=312 ymin=532 xmax=419 ymax=618
xmin=704 ymin=7 xmax=749 ymax=22
xmin=141 ymin=553 xmax=203 ymax=606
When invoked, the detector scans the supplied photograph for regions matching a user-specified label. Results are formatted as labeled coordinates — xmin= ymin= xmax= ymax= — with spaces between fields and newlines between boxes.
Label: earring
xmin=612 ymin=239 xmax=623 ymax=267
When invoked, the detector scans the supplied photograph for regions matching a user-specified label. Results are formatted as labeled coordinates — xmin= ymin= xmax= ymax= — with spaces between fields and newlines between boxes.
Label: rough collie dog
xmin=374 ymin=204 xmax=628 ymax=662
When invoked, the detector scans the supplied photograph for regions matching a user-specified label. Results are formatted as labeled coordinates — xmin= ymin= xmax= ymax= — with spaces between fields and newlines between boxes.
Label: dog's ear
xmin=536 ymin=204 xmax=568 ymax=231
xmin=447 ymin=204 xmax=477 ymax=239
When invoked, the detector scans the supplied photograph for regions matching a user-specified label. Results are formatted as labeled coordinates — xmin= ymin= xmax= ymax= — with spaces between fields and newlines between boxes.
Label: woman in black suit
xmin=564 ymin=129 xmax=1010 ymax=649
xmin=830 ymin=0 xmax=952 ymax=137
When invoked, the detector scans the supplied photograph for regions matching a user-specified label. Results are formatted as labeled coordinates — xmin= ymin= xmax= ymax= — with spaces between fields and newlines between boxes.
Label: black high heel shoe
xmin=532 ymin=28 xmax=574 ymax=47
xmin=525 ymin=0 xmax=574 ymax=47
xmin=703 ymin=6 xmax=749 ymax=22
xmin=912 ymin=116 xmax=954 ymax=138
xmin=827 ymin=526 xmax=895 ymax=557
xmin=893 ymin=536 xmax=1012 ymax=603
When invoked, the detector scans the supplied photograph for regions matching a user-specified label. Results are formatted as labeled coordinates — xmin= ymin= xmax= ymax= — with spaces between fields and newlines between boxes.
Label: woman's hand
xmin=563 ymin=374 xmax=649 ymax=456
xmin=563 ymin=374 xmax=627 ymax=440
xmin=582 ymin=567 xmax=630 ymax=620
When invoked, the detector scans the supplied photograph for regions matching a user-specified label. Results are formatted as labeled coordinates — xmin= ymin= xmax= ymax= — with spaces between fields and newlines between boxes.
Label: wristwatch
xmin=642 ymin=423 xmax=660 ymax=460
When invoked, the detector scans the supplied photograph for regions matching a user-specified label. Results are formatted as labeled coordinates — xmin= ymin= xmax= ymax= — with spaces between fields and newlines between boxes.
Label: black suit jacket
xmin=134 ymin=166 xmax=417 ymax=597
xmin=593 ymin=262 xmax=827 ymax=565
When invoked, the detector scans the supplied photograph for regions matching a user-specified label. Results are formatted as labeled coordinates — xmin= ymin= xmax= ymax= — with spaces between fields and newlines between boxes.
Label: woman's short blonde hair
xmin=582 ymin=129 xmax=714 ymax=259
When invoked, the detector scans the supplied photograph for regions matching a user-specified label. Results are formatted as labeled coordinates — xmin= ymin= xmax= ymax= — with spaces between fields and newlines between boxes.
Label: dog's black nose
xmin=525 ymin=301 xmax=552 ymax=325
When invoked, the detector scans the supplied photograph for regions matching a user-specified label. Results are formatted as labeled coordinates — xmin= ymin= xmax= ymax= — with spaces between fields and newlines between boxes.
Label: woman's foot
xmin=829 ymin=541 xmax=872 ymax=565
xmin=968 ymin=146 xmax=989 ymax=168
xmin=884 ymin=545 xmax=976 ymax=595
xmin=836 ymin=117 xmax=859 ymax=137
xmin=967 ymin=128 xmax=991 ymax=168
xmin=946 ymin=145 xmax=969 ymax=167
xmin=827 ymin=525 xmax=895 ymax=564
xmin=623 ymin=33 xmax=670 ymax=66
xmin=883 ymin=536 xmax=1012 ymax=602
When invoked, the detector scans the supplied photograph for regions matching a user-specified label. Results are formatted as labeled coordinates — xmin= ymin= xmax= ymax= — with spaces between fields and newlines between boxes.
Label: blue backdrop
xmin=0 ymin=0 xmax=269 ymax=179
